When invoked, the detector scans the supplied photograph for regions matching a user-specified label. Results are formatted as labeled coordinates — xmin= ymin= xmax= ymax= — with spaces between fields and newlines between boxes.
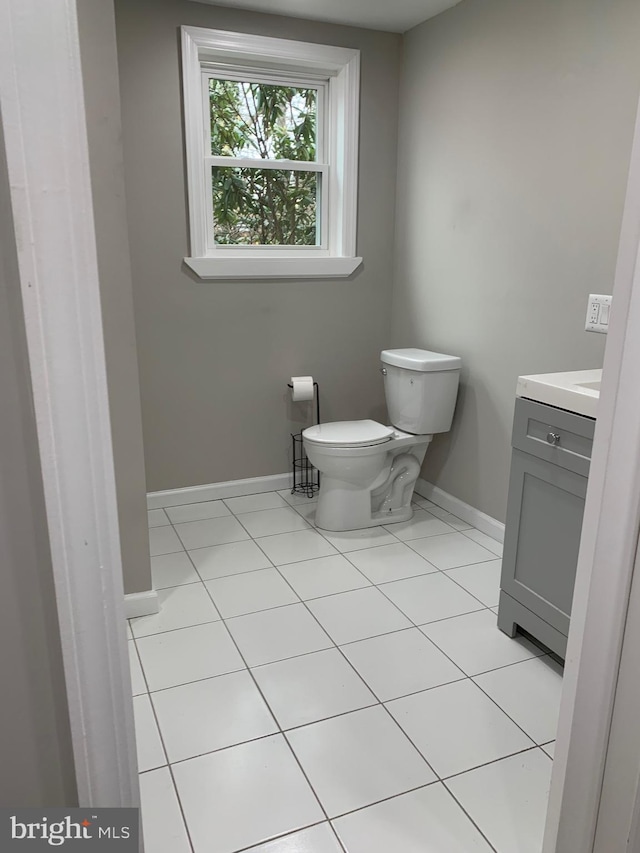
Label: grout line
xmin=196 ymin=571 xmax=335 ymax=835
xmin=128 ymin=639 xmax=148 ymax=698
xmin=164 ymin=505 xmax=322 ymax=542
xmin=195 ymin=563 xmax=277 ymax=583
xmin=143 ymin=566 xmax=305 ymax=853
xmin=187 ymin=545 xmax=277 ymax=585
xmin=208 ymin=596 xmax=305 ymax=623
xmin=279 ymin=554 xmax=372 ymax=595
xmin=145 ymin=691 xmax=549 ymax=783
xmin=241 ymin=524 xmax=315 ymax=540
xmin=360 ymin=553 xmax=547 ymax=748
xmin=227 ymin=820 xmax=332 ymax=853
xmin=282 ymin=580 xmax=375 ymax=602
xmin=181 ymin=545 xmax=210 ymax=582
xmin=357 ymin=631 xmax=523 ymax=853
xmin=469 ymin=663 xmax=556 ymax=747
xmin=140 ymin=667 xmax=244 ymax=697
xmin=147 ymin=508 xmax=170 ymax=527
xmin=262 ymin=552 xmax=447 ymax=812
xmin=221 ymin=534 xmax=348 ymax=853
xmin=360 ymin=563 xmax=441 ymax=584
xmin=164 ymin=763 xmax=196 ymax=853
xmin=140 ymin=490 xmax=553 ymax=853
xmin=440 ymin=745 xmax=552 ymax=851
xmin=327 ymin=823 xmax=348 ymax=853
xmin=221 ymin=500 xmax=289 ymax=514
xmin=340 ymin=546 xmax=491 ymax=620
xmin=447 ymin=649 xmax=547 ymax=680
xmin=150 ymin=578 xmax=203 ymax=592
xmin=137 ymin=634 xmax=547 ymax=704
xmin=138 ymin=765 xmax=168 ymax=776
xmin=148 ymin=547 xmax=185 ymax=558
xmin=142 ymin=738 xmax=522 ymax=853
xmin=335 ymin=546 xmax=551 ymax=760
xmin=442 ymin=787 xmax=500 ymax=853
xmin=149 ymin=507 xmax=276 ymax=592
xmin=424 ymin=568 xmax=499 ymax=607
xmin=292 ymin=504 xmax=498 ymax=572
xmin=225 ymin=504 xmax=312 ymax=518
xmin=323 ymin=778 xmax=436 ymax=820
xmin=132 ymin=614 xmax=222 ymax=641
xmin=329 ymin=779 xmax=500 ymax=853
xmin=441 ymin=743 xmax=543 ymax=784
xmin=135 ymin=572 xmax=527 ymax=681
xmin=164 ymin=730 xmax=284 ymax=769
xmin=403 ymin=540 xmax=498 ymax=567
xmin=138 ymin=569 xmax=538 ymax=677
xmin=459 ymin=525 xmax=503 ymax=552
xmin=276 ymin=699 xmax=381 ymax=736
xmin=132 ymin=638 xmax=196 ymax=853
xmin=328 ymin=777 xmax=499 ymax=853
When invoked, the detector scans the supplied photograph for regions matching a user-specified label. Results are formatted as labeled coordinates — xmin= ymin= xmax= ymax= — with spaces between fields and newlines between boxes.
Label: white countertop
xmin=516 ymin=369 xmax=601 ymax=418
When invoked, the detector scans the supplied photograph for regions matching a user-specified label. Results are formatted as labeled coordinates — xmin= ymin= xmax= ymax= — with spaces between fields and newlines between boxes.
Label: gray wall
xmin=0 ymin=119 xmax=77 ymax=806
xmin=114 ymin=0 xmax=401 ymax=492
xmin=77 ymin=0 xmax=152 ymax=594
xmin=392 ymin=0 xmax=640 ymax=521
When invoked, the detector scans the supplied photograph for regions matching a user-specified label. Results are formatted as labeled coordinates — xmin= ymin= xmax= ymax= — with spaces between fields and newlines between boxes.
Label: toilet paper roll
xmin=290 ymin=376 xmax=315 ymax=402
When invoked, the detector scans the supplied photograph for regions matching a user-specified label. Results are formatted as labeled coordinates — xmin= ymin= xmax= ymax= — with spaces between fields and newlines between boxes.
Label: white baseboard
xmin=147 ymin=472 xmax=292 ymax=510
xmin=415 ymin=477 xmax=505 ymax=543
xmin=124 ymin=590 xmax=159 ymax=619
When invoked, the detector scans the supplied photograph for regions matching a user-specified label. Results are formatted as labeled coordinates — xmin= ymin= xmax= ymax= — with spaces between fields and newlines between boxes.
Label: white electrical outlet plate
xmin=585 ymin=294 xmax=612 ymax=333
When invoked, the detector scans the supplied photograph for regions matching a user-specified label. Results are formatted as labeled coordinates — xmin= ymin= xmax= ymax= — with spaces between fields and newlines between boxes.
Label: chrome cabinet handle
xmin=546 ymin=432 xmax=561 ymax=446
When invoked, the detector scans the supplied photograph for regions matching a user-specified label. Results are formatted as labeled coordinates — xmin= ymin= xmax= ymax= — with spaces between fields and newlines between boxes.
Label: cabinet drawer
xmin=512 ymin=397 xmax=595 ymax=477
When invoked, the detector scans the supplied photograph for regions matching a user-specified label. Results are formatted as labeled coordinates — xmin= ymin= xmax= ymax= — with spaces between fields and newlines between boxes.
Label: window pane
xmin=212 ymin=167 xmax=320 ymax=245
xmin=209 ymin=80 xmax=317 ymax=161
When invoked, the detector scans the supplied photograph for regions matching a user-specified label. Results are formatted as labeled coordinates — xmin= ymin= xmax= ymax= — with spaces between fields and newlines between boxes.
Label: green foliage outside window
xmin=209 ymin=80 xmax=319 ymax=245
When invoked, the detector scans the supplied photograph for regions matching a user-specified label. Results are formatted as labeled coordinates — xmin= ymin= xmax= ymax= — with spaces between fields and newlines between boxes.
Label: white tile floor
xmin=132 ymin=489 xmax=563 ymax=853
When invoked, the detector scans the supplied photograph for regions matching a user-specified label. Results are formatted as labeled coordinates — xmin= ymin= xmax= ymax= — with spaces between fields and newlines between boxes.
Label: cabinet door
xmin=500 ymin=448 xmax=588 ymax=636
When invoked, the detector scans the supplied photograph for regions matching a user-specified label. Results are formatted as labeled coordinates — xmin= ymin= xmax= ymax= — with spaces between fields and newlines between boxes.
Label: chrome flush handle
xmin=546 ymin=432 xmax=561 ymax=446
xmin=380 ymin=368 xmax=387 ymax=375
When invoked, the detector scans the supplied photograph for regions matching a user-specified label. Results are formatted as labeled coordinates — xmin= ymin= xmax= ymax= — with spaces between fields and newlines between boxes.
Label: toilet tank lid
xmin=381 ymin=348 xmax=462 ymax=372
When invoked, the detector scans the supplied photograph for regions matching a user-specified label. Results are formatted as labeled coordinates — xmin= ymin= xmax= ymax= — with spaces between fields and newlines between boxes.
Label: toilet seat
xmin=303 ymin=419 xmax=394 ymax=448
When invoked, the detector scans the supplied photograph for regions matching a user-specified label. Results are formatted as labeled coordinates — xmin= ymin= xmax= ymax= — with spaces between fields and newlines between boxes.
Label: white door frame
xmin=543 ymin=93 xmax=640 ymax=851
xmin=591 ymin=535 xmax=640 ymax=850
xmin=0 ymin=0 xmax=138 ymax=808
xmin=3 ymin=0 xmax=640 ymax=846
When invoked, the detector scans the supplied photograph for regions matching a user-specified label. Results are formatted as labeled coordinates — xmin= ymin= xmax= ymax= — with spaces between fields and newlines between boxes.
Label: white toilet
xmin=302 ymin=348 xmax=461 ymax=531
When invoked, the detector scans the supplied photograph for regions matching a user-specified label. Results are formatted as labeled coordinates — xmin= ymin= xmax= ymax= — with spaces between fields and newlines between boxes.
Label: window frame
xmin=181 ymin=26 xmax=362 ymax=279
xmin=202 ymin=69 xmax=329 ymax=252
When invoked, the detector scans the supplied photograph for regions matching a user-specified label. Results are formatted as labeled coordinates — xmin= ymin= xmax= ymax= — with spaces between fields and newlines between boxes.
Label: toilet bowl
xmin=303 ymin=422 xmax=432 ymax=530
xmin=302 ymin=349 xmax=461 ymax=532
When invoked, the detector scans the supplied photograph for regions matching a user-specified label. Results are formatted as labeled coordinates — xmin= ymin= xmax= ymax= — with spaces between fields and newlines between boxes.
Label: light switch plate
xmin=585 ymin=294 xmax=612 ymax=333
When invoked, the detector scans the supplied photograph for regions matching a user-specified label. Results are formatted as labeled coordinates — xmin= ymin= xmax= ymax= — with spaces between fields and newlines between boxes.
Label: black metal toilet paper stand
xmin=288 ymin=381 xmax=320 ymax=498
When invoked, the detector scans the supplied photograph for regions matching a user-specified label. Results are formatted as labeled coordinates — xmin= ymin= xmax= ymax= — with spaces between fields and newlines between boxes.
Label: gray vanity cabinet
xmin=497 ymin=397 xmax=595 ymax=659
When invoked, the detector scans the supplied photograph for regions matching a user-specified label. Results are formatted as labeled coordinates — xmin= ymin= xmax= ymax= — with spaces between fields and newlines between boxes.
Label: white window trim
xmin=181 ymin=26 xmax=362 ymax=279
xmin=200 ymin=70 xmax=330 ymax=254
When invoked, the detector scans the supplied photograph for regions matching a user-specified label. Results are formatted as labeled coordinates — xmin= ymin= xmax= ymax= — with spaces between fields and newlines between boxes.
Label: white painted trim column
xmin=543 ymin=90 xmax=640 ymax=852
xmin=592 ymin=537 xmax=640 ymax=848
xmin=0 ymin=0 xmax=138 ymax=808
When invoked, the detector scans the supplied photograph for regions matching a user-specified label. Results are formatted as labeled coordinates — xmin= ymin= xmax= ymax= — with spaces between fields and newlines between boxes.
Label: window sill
xmin=184 ymin=255 xmax=363 ymax=280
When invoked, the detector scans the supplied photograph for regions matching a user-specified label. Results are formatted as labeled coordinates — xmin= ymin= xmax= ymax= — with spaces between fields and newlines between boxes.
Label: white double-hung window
xmin=181 ymin=26 xmax=361 ymax=279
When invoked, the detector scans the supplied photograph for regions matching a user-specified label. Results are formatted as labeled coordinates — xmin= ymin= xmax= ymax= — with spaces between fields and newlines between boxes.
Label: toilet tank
xmin=381 ymin=348 xmax=462 ymax=434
